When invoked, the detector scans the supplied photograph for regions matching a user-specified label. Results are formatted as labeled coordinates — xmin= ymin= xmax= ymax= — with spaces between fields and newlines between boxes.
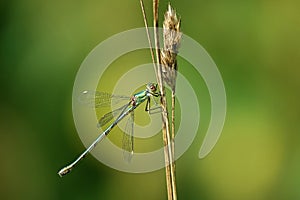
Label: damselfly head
xmin=147 ymin=83 xmax=158 ymax=92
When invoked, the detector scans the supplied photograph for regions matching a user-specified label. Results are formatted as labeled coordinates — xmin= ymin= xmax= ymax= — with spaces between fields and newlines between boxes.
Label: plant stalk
xmin=153 ymin=0 xmax=177 ymax=199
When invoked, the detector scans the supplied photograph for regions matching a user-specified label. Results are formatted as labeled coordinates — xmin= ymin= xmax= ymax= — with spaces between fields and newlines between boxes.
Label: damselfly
xmin=58 ymin=83 xmax=160 ymax=177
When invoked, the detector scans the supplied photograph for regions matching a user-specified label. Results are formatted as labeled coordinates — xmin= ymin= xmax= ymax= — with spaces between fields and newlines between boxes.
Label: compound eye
xmin=150 ymin=85 xmax=156 ymax=91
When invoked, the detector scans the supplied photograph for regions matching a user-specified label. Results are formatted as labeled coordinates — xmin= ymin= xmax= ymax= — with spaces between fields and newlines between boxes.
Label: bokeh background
xmin=1 ymin=0 xmax=300 ymax=199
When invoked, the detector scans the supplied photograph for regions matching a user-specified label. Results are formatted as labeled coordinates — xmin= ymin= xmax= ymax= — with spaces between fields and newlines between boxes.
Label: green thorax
xmin=133 ymin=90 xmax=149 ymax=106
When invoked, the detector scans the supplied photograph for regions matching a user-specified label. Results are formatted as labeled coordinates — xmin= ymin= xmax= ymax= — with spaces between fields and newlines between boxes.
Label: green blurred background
xmin=1 ymin=0 xmax=300 ymax=199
